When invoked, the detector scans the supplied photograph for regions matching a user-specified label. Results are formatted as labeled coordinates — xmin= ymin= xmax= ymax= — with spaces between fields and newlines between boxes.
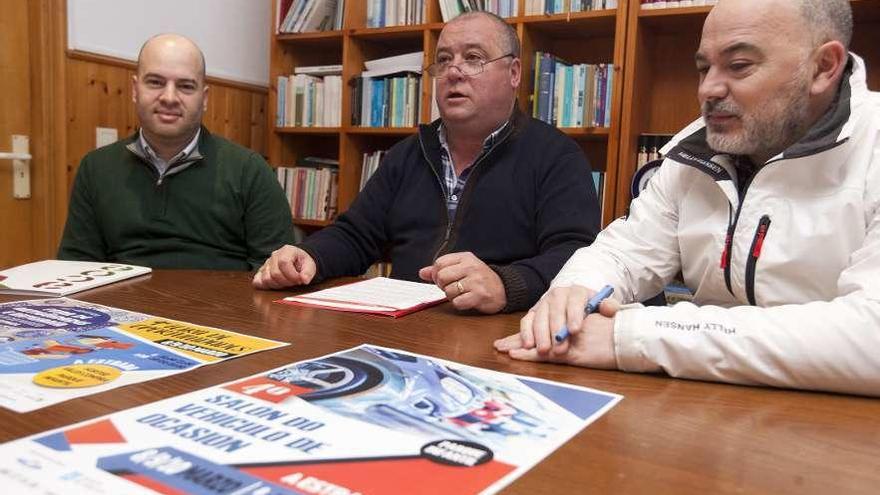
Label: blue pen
xmin=554 ymin=285 xmax=615 ymax=343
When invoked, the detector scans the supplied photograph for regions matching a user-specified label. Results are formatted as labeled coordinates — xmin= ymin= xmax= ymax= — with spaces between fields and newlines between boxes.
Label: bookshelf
xmin=267 ymin=1 xmax=630 ymax=228
xmin=615 ymin=0 xmax=880 ymax=218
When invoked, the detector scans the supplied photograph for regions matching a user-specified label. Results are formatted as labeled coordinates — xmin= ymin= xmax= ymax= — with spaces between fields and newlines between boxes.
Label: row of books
xmin=637 ymin=134 xmax=674 ymax=168
xmin=640 ymin=0 xmax=717 ymax=8
xmin=275 ymin=158 xmax=340 ymax=221
xmin=526 ymin=0 xmax=617 ymax=14
xmin=440 ymin=0 xmax=519 ymax=20
xmin=360 ymin=150 xmax=386 ymax=190
xmin=367 ymin=0 xmax=424 ymax=27
xmin=277 ymin=0 xmax=344 ymax=33
xmin=532 ymin=52 xmax=615 ymax=128
xmin=276 ymin=72 xmax=343 ymax=127
xmin=275 ymin=0 xmax=636 ymax=34
xmin=351 ymin=74 xmax=422 ymax=128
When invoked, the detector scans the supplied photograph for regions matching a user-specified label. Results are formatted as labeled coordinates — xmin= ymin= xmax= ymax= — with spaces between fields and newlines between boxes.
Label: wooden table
xmin=1 ymin=270 xmax=878 ymax=494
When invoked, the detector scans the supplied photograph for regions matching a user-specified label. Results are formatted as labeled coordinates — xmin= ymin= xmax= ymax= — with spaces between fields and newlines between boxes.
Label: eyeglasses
xmin=426 ymin=54 xmax=515 ymax=78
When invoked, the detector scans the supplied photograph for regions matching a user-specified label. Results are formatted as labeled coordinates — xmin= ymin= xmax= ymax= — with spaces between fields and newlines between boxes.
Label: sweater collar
xmin=126 ymin=126 xmax=209 ymax=180
xmin=418 ymin=107 xmax=524 ymax=172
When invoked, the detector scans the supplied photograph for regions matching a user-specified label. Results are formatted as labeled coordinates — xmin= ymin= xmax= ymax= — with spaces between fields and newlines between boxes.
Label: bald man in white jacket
xmin=495 ymin=0 xmax=880 ymax=396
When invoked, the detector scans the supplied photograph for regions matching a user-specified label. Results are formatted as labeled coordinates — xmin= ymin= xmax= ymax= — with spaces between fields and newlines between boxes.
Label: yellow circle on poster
xmin=33 ymin=364 xmax=122 ymax=388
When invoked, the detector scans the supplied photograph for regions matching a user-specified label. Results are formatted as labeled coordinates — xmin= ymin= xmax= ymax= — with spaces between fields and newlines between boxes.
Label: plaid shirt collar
xmin=437 ymin=119 xmax=510 ymax=219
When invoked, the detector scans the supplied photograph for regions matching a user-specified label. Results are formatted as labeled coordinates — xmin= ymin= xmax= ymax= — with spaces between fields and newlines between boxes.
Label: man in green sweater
xmin=58 ymin=34 xmax=294 ymax=270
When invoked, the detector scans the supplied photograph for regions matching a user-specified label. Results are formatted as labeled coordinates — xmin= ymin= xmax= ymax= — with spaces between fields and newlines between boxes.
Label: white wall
xmin=68 ymin=0 xmax=270 ymax=86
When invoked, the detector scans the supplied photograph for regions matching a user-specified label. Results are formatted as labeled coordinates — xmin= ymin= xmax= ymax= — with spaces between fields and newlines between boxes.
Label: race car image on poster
xmin=266 ymin=347 xmax=556 ymax=450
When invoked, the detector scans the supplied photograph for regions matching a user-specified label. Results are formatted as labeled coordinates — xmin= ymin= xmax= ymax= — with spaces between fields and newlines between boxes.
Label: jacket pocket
xmin=745 ymin=215 xmax=772 ymax=306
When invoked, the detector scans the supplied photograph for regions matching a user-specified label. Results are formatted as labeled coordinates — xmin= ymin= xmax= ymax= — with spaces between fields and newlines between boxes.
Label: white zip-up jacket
xmin=553 ymin=54 xmax=880 ymax=396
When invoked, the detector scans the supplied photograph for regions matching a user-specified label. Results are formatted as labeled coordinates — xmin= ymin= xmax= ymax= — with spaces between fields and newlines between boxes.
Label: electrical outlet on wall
xmin=95 ymin=127 xmax=118 ymax=148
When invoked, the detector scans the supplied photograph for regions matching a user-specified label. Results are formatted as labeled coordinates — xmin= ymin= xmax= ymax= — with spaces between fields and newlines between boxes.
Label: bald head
xmin=137 ymin=34 xmax=206 ymax=82
xmin=797 ymin=0 xmax=853 ymax=48
xmin=710 ymin=0 xmax=852 ymax=50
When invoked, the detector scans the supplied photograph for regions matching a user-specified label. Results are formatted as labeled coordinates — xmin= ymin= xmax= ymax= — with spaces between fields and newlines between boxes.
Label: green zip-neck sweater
xmin=58 ymin=128 xmax=294 ymax=271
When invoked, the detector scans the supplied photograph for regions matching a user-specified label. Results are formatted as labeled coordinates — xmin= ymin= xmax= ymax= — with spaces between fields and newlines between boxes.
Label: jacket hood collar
xmin=662 ymin=52 xmax=867 ymax=176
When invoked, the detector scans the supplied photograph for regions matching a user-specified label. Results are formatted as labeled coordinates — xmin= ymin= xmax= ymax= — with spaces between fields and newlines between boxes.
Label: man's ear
xmin=509 ymin=57 xmax=521 ymax=89
xmin=203 ymin=84 xmax=210 ymax=112
xmin=131 ymin=75 xmax=139 ymax=103
xmin=810 ymin=40 xmax=847 ymax=96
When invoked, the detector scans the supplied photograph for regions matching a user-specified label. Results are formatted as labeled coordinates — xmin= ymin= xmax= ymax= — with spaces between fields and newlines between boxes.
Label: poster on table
xmin=0 ymin=298 xmax=287 ymax=413
xmin=0 ymin=344 xmax=622 ymax=495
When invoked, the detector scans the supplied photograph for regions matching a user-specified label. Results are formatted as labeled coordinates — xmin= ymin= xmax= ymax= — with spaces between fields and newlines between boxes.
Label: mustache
xmin=702 ymin=99 xmax=741 ymax=116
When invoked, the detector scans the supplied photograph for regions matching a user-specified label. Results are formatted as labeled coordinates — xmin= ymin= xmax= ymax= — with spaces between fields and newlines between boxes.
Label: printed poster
xmin=0 ymin=298 xmax=287 ymax=412
xmin=0 ymin=344 xmax=622 ymax=494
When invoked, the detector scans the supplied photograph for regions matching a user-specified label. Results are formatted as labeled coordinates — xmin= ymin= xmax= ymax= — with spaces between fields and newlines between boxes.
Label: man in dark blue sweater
xmin=254 ymin=12 xmax=600 ymax=314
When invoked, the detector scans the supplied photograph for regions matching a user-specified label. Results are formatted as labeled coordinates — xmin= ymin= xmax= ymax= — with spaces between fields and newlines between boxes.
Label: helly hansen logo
xmin=655 ymin=320 xmax=737 ymax=335
xmin=674 ymin=151 xmax=724 ymax=175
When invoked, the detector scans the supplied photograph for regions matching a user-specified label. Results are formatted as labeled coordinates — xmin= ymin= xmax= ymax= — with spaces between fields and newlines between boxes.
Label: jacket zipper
xmin=720 ymin=209 xmax=735 ymax=292
xmin=719 ymin=167 xmax=760 ymax=298
xmin=745 ymin=215 xmax=771 ymax=306
xmin=720 ymin=201 xmax=744 ymax=295
xmin=419 ymin=124 xmax=513 ymax=260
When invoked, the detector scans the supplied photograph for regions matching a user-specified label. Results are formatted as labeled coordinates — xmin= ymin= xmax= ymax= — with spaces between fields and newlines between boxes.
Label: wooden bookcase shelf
xmin=268 ymin=0 xmax=628 ymax=228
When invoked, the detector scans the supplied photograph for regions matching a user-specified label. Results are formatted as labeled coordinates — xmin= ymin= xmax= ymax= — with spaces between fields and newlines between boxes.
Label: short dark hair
xmin=449 ymin=11 xmax=521 ymax=58
xmin=798 ymin=0 xmax=853 ymax=48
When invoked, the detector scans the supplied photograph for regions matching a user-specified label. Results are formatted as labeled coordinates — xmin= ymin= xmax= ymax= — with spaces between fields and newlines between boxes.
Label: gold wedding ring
xmin=456 ymin=281 xmax=465 ymax=295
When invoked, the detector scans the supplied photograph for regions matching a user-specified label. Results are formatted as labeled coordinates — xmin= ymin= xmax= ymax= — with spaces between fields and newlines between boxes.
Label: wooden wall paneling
xmin=205 ymin=83 xmax=225 ymax=140
xmin=0 ymin=0 xmax=35 ymax=267
xmin=29 ymin=0 xmax=69 ymax=261
xmin=64 ymin=58 xmax=91 ymax=183
xmin=229 ymin=87 xmax=247 ymax=152
xmin=65 ymin=58 xmax=136 ymax=190
xmin=250 ymin=91 xmax=267 ymax=156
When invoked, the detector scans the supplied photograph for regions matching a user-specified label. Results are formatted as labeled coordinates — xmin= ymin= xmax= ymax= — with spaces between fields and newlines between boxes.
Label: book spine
xmin=537 ymin=53 xmax=553 ymax=124
xmin=575 ymin=64 xmax=585 ymax=128
xmin=604 ymin=66 xmax=614 ymax=128
xmin=562 ymin=64 xmax=573 ymax=127
xmin=361 ymin=77 xmax=372 ymax=127
xmin=553 ymin=62 xmax=564 ymax=127
xmin=276 ymin=76 xmax=286 ymax=127
xmin=371 ymin=78 xmax=384 ymax=127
